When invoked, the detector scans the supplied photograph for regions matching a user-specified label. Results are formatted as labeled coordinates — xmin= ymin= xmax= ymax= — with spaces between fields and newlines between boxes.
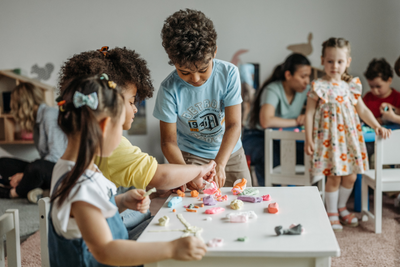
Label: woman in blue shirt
xmin=243 ymin=53 xmax=311 ymax=186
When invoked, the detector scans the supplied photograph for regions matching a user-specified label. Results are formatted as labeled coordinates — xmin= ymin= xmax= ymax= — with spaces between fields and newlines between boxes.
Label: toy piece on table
xmin=194 ymin=206 xmax=200 ymax=209
xmin=143 ymin=187 xmax=156 ymax=197
xmin=230 ymin=199 xmax=244 ymax=210
xmin=186 ymin=209 xmax=197 ymax=213
xmin=227 ymin=211 xmax=257 ymax=219
xmin=268 ymin=202 xmax=279 ymax=214
xmin=207 ymin=238 xmax=223 ymax=247
xmin=167 ymin=196 xmax=182 ymax=208
xmin=237 ymin=196 xmax=262 ymax=203
xmin=300 ymin=125 xmax=305 ymax=130
xmin=289 ymin=223 xmax=305 ymax=233
xmin=172 ymin=209 xmax=176 ymax=212
xmin=201 ymin=204 xmax=204 ymax=208
xmin=232 ymin=178 xmax=247 ymax=195
xmin=275 ymin=224 xmax=303 ymax=236
xmin=203 ymin=181 xmax=219 ymax=195
xmin=294 ymin=128 xmax=300 ymax=132
xmin=205 ymin=207 xmax=225 ymax=214
xmin=237 ymin=237 xmax=248 ymax=242
xmin=203 ymin=195 xmax=217 ymax=206
xmin=190 ymin=190 xmax=199 ymax=197
xmin=216 ymin=195 xmax=228 ymax=202
xmin=189 ymin=204 xmax=195 ymax=209
xmin=228 ymin=214 xmax=248 ymax=223
xmin=279 ymin=128 xmax=282 ymax=131
xmin=205 ymin=217 xmax=212 ymax=221
xmin=262 ymin=194 xmax=271 ymax=201
xmin=158 ymin=216 xmax=170 ymax=226
xmin=239 ymin=188 xmax=259 ymax=196
xmin=176 ymin=189 xmax=185 ymax=197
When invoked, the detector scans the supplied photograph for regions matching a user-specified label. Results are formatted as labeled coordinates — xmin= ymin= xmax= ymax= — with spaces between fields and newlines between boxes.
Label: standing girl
xmin=50 ymin=75 xmax=206 ymax=266
xmin=304 ymin=38 xmax=391 ymax=232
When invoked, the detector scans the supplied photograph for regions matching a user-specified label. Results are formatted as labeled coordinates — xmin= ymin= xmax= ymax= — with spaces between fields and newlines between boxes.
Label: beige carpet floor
xmin=6 ymin=195 xmax=400 ymax=267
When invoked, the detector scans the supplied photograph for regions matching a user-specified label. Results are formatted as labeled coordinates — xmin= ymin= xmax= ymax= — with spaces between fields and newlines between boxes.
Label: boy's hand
xmin=9 ymin=173 xmax=23 ymax=188
xmin=121 ymin=189 xmax=150 ymax=214
xmin=380 ymin=104 xmax=397 ymax=123
xmin=304 ymin=140 xmax=314 ymax=156
xmin=188 ymin=160 xmax=216 ymax=191
xmin=171 ymin=236 xmax=207 ymax=261
xmin=375 ymin=126 xmax=391 ymax=139
xmin=214 ymin=163 xmax=226 ymax=188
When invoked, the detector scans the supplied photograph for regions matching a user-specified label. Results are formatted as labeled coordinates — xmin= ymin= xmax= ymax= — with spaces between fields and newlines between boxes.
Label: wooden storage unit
xmin=0 ymin=69 xmax=55 ymax=144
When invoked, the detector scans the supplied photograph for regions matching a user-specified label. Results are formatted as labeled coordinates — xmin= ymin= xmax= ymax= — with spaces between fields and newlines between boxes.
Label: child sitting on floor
xmin=49 ymin=75 xmax=206 ymax=267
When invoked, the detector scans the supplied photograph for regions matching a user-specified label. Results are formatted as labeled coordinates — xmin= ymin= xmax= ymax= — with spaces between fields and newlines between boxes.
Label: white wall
xmin=0 ymin=0 xmax=399 ymax=162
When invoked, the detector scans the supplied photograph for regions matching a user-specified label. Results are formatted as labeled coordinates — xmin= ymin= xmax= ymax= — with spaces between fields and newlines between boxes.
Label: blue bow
xmin=73 ymin=91 xmax=99 ymax=110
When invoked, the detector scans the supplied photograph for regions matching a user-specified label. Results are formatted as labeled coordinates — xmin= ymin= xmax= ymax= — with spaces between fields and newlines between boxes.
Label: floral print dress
xmin=308 ymin=77 xmax=368 ymax=176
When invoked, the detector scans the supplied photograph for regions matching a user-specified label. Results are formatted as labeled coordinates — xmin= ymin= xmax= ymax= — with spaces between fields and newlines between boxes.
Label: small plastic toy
xmin=158 ymin=216 xmax=170 ymax=226
xmin=203 ymin=195 xmax=217 ymax=206
xmin=205 ymin=217 xmax=212 ymax=221
xmin=207 ymin=238 xmax=223 ymax=247
xmin=188 ymin=204 xmax=194 ymax=209
xmin=227 ymin=211 xmax=257 ymax=219
xmin=230 ymin=199 xmax=244 ymax=210
xmin=262 ymin=194 xmax=271 ymax=201
xmin=190 ymin=190 xmax=199 ymax=197
xmin=228 ymin=214 xmax=248 ymax=223
xmin=167 ymin=196 xmax=182 ymax=208
xmin=268 ymin=202 xmax=279 ymax=213
xmin=275 ymin=224 xmax=303 ymax=236
xmin=186 ymin=209 xmax=197 ymax=213
xmin=239 ymin=188 xmax=259 ymax=196
xmin=237 ymin=237 xmax=248 ymax=242
xmin=143 ymin=187 xmax=157 ymax=197
xmin=231 ymin=178 xmax=247 ymax=195
xmin=237 ymin=196 xmax=262 ymax=203
xmin=172 ymin=209 xmax=176 ymax=212
xmin=203 ymin=181 xmax=219 ymax=195
xmin=294 ymin=128 xmax=300 ymax=132
xmin=205 ymin=207 xmax=225 ymax=214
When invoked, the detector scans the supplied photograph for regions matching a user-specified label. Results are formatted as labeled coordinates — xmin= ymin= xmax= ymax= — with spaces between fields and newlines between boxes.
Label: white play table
xmin=138 ymin=186 xmax=340 ymax=267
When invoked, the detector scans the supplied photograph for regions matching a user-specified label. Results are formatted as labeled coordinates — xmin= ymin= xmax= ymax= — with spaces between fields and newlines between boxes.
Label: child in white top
xmin=50 ymin=75 xmax=206 ymax=267
xmin=304 ymin=38 xmax=391 ymax=232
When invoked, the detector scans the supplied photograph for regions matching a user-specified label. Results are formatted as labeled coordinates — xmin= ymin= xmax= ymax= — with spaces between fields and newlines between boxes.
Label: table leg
xmin=315 ymin=257 xmax=331 ymax=267
xmin=354 ymin=174 xmax=369 ymax=212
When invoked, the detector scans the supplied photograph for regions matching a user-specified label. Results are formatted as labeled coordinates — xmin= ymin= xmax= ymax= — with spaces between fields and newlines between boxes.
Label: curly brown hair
xmin=58 ymin=47 xmax=154 ymax=102
xmin=322 ymin=37 xmax=352 ymax=82
xmin=161 ymin=9 xmax=217 ymax=69
xmin=364 ymin=58 xmax=393 ymax=81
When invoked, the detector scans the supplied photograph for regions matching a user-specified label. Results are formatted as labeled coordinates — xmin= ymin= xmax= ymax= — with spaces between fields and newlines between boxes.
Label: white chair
xmin=39 ymin=197 xmax=50 ymax=267
xmin=265 ymin=129 xmax=325 ymax=201
xmin=0 ymin=209 xmax=21 ymax=267
xmin=361 ymin=130 xmax=400 ymax=234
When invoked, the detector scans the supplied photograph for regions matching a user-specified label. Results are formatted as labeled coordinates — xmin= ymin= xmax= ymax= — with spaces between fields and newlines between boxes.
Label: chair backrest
xmin=38 ymin=197 xmax=50 ymax=267
xmin=0 ymin=209 xmax=21 ymax=267
xmin=265 ymin=129 xmax=312 ymax=186
xmin=375 ymin=130 xmax=400 ymax=166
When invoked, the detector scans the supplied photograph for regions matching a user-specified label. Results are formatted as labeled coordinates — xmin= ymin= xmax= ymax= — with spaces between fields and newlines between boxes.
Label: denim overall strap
xmin=48 ymin=173 xmax=128 ymax=267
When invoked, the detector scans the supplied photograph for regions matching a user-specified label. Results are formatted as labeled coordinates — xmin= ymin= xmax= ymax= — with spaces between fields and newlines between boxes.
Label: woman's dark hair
xmin=161 ymin=9 xmax=217 ymax=69
xmin=248 ymin=53 xmax=310 ymax=129
xmin=58 ymin=47 xmax=154 ymax=103
xmin=51 ymin=75 xmax=124 ymax=206
xmin=364 ymin=58 xmax=393 ymax=81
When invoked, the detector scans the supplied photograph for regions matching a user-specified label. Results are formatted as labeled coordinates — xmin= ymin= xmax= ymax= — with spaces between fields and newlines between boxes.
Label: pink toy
xmin=294 ymin=128 xmax=300 ymax=132
xmin=237 ymin=196 xmax=263 ymax=203
xmin=228 ymin=214 xmax=248 ymax=223
xmin=203 ymin=181 xmax=218 ymax=195
xmin=207 ymin=238 xmax=223 ymax=247
xmin=262 ymin=194 xmax=271 ymax=201
xmin=203 ymin=195 xmax=217 ymax=206
xmin=268 ymin=202 xmax=279 ymax=214
xmin=205 ymin=207 xmax=225 ymax=214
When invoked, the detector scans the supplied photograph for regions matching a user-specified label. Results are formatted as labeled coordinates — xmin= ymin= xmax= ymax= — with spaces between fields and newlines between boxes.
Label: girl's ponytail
xmin=51 ymin=75 xmax=123 ymax=206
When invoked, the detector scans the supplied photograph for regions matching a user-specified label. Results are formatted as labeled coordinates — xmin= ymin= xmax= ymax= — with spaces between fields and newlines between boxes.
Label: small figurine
xmin=275 ymin=224 xmax=303 ymax=236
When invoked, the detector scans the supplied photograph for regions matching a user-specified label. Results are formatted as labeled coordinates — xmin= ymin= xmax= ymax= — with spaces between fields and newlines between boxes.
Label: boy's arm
xmin=160 ymin=121 xmax=186 ymax=165
xmin=214 ymin=104 xmax=242 ymax=187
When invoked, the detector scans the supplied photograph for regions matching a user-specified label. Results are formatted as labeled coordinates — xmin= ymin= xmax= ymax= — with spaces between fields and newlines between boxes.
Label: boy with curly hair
xmin=58 ymin=46 xmax=216 ymax=239
xmin=154 ymin=9 xmax=251 ymax=188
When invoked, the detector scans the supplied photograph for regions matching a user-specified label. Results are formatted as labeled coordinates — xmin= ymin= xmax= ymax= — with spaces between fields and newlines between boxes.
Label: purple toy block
xmin=203 ymin=195 xmax=217 ymax=206
xmin=237 ymin=196 xmax=262 ymax=203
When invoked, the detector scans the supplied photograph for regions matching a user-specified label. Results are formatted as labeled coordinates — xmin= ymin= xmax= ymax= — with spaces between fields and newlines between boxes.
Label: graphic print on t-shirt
xmin=182 ymin=99 xmax=225 ymax=143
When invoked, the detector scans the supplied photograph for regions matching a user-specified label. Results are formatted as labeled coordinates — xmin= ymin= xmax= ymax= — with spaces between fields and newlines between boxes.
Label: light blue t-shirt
xmin=255 ymin=81 xmax=309 ymax=130
xmin=153 ymin=59 xmax=243 ymax=159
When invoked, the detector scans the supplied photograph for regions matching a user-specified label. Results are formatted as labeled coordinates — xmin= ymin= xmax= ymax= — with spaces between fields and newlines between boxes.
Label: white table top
xmin=138 ymin=186 xmax=340 ymax=258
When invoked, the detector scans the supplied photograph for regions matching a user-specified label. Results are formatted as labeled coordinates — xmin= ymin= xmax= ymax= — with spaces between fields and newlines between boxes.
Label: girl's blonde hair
xmin=322 ymin=37 xmax=353 ymax=82
xmin=10 ymin=82 xmax=44 ymax=132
